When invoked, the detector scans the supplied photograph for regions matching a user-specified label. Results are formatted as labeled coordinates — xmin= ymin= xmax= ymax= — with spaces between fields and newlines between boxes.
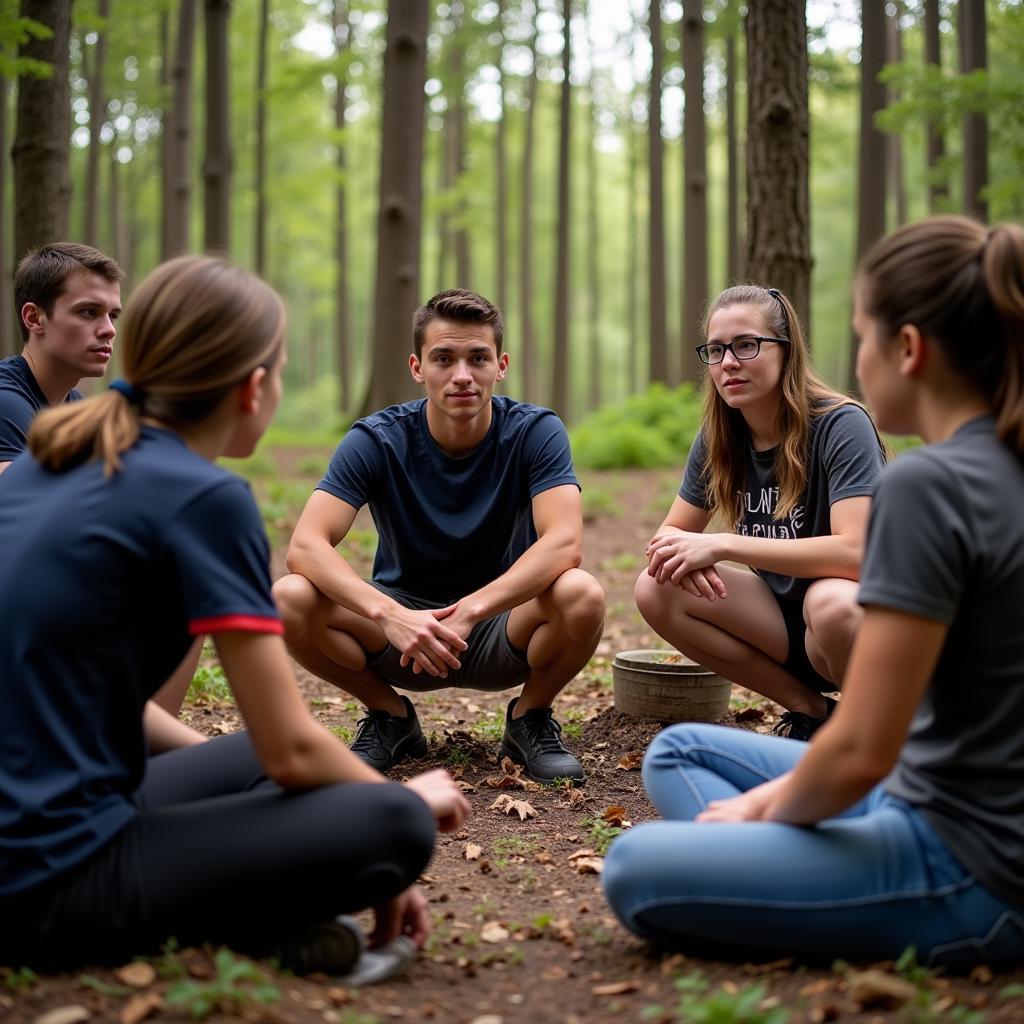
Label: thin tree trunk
xmin=847 ymin=0 xmax=887 ymax=390
xmin=886 ymin=2 xmax=906 ymax=227
xmin=109 ymin=147 xmax=128 ymax=279
xmin=626 ymin=71 xmax=640 ymax=395
xmin=494 ymin=0 xmax=507 ymax=316
xmin=551 ymin=0 xmax=571 ymax=419
xmin=725 ymin=28 xmax=739 ymax=283
xmin=0 ymin=72 xmax=13 ymax=358
xmin=923 ymin=0 xmax=946 ymax=210
xmin=360 ymin=0 xmax=428 ymax=415
xmin=745 ymin=1 xmax=811 ymax=329
xmin=158 ymin=7 xmax=172 ymax=258
xmin=165 ymin=0 xmax=197 ymax=257
xmin=14 ymin=0 xmax=72 ymax=262
xmin=451 ymin=3 xmax=470 ymax=287
xmin=959 ymin=0 xmax=988 ymax=222
xmin=584 ymin=0 xmax=599 ymax=412
xmin=203 ymin=0 xmax=232 ymax=253
xmin=332 ymin=0 xmax=351 ymax=414
xmin=647 ymin=0 xmax=669 ymax=384
xmin=437 ymin=106 xmax=453 ymax=291
xmin=253 ymin=0 xmax=270 ymax=275
xmin=84 ymin=0 xmax=110 ymax=247
xmin=681 ymin=0 xmax=707 ymax=383
xmin=518 ymin=4 xmax=539 ymax=405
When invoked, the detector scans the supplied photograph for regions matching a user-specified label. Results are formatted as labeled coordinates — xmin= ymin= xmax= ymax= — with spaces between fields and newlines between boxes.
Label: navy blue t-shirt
xmin=317 ymin=397 xmax=580 ymax=602
xmin=0 ymin=354 xmax=83 ymax=462
xmin=0 ymin=427 xmax=281 ymax=896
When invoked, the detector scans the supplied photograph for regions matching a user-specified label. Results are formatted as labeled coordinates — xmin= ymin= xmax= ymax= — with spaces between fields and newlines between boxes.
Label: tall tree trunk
xmin=332 ymin=0 xmax=351 ymax=414
xmin=885 ymin=2 xmax=906 ymax=227
xmin=959 ymin=0 xmax=987 ymax=222
xmin=253 ymin=0 xmax=270 ymax=275
xmin=551 ymin=0 xmax=571 ymax=419
xmin=203 ymin=0 xmax=232 ymax=253
xmin=14 ymin=0 xmax=72 ymax=262
xmin=847 ymin=0 xmax=887 ymax=390
xmin=584 ymin=0 xmax=599 ymax=412
xmin=436 ymin=107 xmax=452 ymax=292
xmin=923 ymin=0 xmax=946 ymax=211
xmin=0 ymin=72 xmax=14 ymax=358
xmin=450 ymin=2 xmax=470 ymax=287
xmin=681 ymin=0 xmax=706 ymax=383
xmin=745 ymin=1 xmax=811 ymax=330
xmin=518 ymin=4 xmax=539 ymax=404
xmin=84 ymin=0 xmax=111 ymax=247
xmin=109 ymin=147 xmax=128 ymax=282
xmin=360 ymin=0 xmax=428 ymax=415
xmin=725 ymin=28 xmax=740 ymax=283
xmin=626 ymin=71 xmax=640 ymax=395
xmin=164 ymin=0 xmax=197 ymax=257
xmin=159 ymin=6 xmax=171 ymax=257
xmin=494 ymin=0 xmax=507 ymax=316
xmin=647 ymin=0 xmax=669 ymax=385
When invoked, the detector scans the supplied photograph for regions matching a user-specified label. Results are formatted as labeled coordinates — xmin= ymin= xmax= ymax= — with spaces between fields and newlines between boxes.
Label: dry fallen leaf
xmin=463 ymin=843 xmax=483 ymax=861
xmin=455 ymin=781 xmax=476 ymax=793
xmin=969 ymin=965 xmax=994 ymax=985
xmin=480 ymin=921 xmax=510 ymax=944
xmin=115 ymin=962 xmax=156 ymax=989
xmin=592 ymin=980 xmax=640 ymax=996
xmin=547 ymin=918 xmax=576 ymax=946
xmin=561 ymin=787 xmax=587 ymax=809
xmin=490 ymin=795 xmax=538 ymax=820
xmin=848 ymin=970 xmax=917 ymax=1010
xmin=119 ymin=992 xmax=162 ymax=1024
xmin=35 ymin=1007 xmax=91 ymax=1024
xmin=601 ymin=805 xmax=631 ymax=828
xmin=534 ymin=850 xmax=553 ymax=864
xmin=568 ymin=849 xmax=604 ymax=874
xmin=616 ymin=751 xmax=643 ymax=771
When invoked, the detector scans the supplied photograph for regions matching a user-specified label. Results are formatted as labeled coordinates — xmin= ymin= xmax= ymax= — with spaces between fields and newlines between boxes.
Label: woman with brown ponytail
xmin=0 ymin=255 xmax=469 ymax=972
xmin=636 ymin=284 xmax=885 ymax=740
xmin=605 ymin=216 xmax=1024 ymax=969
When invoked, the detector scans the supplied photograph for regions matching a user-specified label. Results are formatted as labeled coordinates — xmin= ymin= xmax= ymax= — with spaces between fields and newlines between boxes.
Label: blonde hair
xmin=29 ymin=255 xmax=286 ymax=475
xmin=858 ymin=215 xmax=1024 ymax=458
xmin=699 ymin=285 xmax=856 ymax=527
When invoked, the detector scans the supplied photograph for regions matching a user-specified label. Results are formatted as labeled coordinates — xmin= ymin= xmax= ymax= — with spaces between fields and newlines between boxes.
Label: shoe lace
xmin=521 ymin=709 xmax=569 ymax=755
xmin=351 ymin=711 xmax=388 ymax=754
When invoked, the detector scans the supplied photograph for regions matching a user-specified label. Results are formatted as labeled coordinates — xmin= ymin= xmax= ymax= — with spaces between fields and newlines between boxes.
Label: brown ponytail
xmin=29 ymin=255 xmax=286 ymax=475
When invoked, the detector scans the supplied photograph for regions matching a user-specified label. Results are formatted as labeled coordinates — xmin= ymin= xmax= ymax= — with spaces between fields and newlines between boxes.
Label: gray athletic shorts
xmin=365 ymin=582 xmax=531 ymax=693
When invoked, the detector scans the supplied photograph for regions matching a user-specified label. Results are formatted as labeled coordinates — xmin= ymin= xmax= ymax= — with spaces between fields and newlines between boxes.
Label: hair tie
xmin=109 ymin=379 xmax=144 ymax=406
xmin=766 ymin=287 xmax=792 ymax=339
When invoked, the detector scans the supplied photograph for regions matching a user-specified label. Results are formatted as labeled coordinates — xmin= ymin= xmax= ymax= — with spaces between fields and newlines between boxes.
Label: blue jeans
xmin=603 ymin=724 xmax=1024 ymax=969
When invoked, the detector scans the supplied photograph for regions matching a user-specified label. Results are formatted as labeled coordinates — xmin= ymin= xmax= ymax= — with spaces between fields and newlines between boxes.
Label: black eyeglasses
xmin=695 ymin=336 xmax=790 ymax=365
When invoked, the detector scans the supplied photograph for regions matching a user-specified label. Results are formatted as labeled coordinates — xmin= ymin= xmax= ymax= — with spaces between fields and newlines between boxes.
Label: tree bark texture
xmin=647 ymin=0 xmax=669 ymax=384
xmin=494 ymin=0 xmax=507 ymax=317
xmin=14 ymin=0 xmax=72 ymax=263
xmin=253 ymin=0 xmax=270 ymax=275
xmin=203 ymin=0 xmax=232 ymax=254
xmin=725 ymin=28 xmax=740 ymax=283
xmin=551 ymin=0 xmax=571 ymax=419
xmin=518 ymin=4 xmax=539 ymax=404
xmin=164 ymin=0 xmax=197 ymax=257
xmin=0 ymin=73 xmax=14 ymax=358
xmin=627 ymin=72 xmax=640 ymax=395
xmin=959 ymin=0 xmax=988 ymax=222
xmin=922 ymin=0 xmax=946 ymax=210
xmin=361 ymin=0 xmax=428 ymax=415
xmin=450 ymin=2 xmax=470 ymax=288
xmin=681 ymin=0 xmax=707 ymax=383
xmin=745 ymin=0 xmax=811 ymax=332
xmin=84 ymin=0 xmax=110 ymax=248
xmin=332 ymin=0 xmax=351 ymax=414
xmin=886 ymin=2 xmax=906 ymax=227
xmin=584 ymin=0 xmax=600 ymax=412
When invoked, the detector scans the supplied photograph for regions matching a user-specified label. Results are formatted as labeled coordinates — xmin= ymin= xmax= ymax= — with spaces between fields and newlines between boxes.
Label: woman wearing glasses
xmin=607 ymin=218 xmax=1024 ymax=968
xmin=635 ymin=285 xmax=885 ymax=739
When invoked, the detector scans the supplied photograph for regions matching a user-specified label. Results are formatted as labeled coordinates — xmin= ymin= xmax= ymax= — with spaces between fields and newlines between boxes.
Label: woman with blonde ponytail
xmin=605 ymin=216 xmax=1024 ymax=969
xmin=0 ymin=255 xmax=469 ymax=973
xmin=636 ymin=284 xmax=885 ymax=740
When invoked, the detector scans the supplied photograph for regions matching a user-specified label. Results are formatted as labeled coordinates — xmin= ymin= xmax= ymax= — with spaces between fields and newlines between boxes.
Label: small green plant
xmin=532 ymin=912 xmax=553 ymax=930
xmin=643 ymin=972 xmax=789 ymax=1024
xmin=329 ymin=724 xmax=354 ymax=743
xmin=154 ymin=937 xmax=187 ymax=980
xmin=165 ymin=948 xmax=280 ymax=1021
xmin=583 ymin=816 xmax=623 ymax=855
xmin=186 ymin=663 xmax=232 ymax=704
xmin=471 ymin=716 xmax=505 ymax=743
xmin=79 ymin=974 xmax=133 ymax=997
xmin=446 ymin=747 xmax=473 ymax=770
xmin=2 ymin=966 xmax=38 ymax=991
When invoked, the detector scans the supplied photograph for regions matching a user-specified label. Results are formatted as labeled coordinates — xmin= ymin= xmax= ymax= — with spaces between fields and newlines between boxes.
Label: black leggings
xmin=2 ymin=733 xmax=436 ymax=969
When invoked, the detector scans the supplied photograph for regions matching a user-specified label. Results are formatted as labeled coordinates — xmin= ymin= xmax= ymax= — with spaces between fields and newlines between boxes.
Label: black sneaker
xmin=273 ymin=915 xmax=365 ymax=975
xmin=350 ymin=695 xmax=428 ymax=772
xmin=500 ymin=697 xmax=584 ymax=785
xmin=772 ymin=695 xmax=838 ymax=742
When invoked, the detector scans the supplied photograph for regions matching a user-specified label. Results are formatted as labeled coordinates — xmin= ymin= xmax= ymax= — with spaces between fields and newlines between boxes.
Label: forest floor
xmin=4 ymin=458 xmax=1024 ymax=1024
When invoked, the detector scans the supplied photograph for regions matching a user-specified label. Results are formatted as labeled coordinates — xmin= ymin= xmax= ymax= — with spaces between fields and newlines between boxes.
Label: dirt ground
xmin=4 ymin=462 xmax=1023 ymax=1024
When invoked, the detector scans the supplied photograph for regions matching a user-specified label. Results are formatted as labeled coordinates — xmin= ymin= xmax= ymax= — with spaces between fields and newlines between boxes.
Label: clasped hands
xmin=383 ymin=602 xmax=479 ymax=678
xmin=645 ymin=527 xmax=729 ymax=601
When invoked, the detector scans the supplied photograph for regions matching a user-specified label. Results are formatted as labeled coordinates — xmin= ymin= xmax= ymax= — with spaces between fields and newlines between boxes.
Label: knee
xmin=602 ymin=825 xmax=656 ymax=932
xmin=374 ymin=784 xmax=437 ymax=881
xmin=634 ymin=570 xmax=684 ymax=630
xmin=551 ymin=568 xmax=605 ymax=637
xmin=803 ymin=583 xmax=862 ymax=651
xmin=272 ymin=573 xmax=318 ymax=642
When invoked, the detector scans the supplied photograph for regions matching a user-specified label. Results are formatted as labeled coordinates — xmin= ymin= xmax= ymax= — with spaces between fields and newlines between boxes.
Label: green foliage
xmin=2 ymin=966 xmax=38 ymax=991
xmin=78 ymin=974 xmax=133 ymax=997
xmin=165 ymin=948 xmax=280 ymax=1021
xmin=571 ymin=384 xmax=702 ymax=470
xmin=187 ymin=663 xmax=232 ymax=704
xmin=582 ymin=816 xmax=623 ymax=855
xmin=223 ymin=450 xmax=277 ymax=480
xmin=329 ymin=724 xmax=354 ymax=743
xmin=471 ymin=716 xmax=504 ymax=744
xmin=643 ymin=972 xmax=788 ymax=1024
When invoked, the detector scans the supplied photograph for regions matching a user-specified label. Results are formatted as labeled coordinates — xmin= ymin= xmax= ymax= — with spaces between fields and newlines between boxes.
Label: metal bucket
xmin=612 ymin=649 xmax=732 ymax=722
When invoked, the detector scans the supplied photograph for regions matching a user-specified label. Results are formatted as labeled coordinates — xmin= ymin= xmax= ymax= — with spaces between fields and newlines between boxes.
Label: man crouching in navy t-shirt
xmin=275 ymin=289 xmax=604 ymax=783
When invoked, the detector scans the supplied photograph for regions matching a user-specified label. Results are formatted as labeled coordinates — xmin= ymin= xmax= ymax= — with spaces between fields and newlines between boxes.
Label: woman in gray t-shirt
xmin=605 ymin=216 xmax=1024 ymax=969
xmin=636 ymin=284 xmax=884 ymax=740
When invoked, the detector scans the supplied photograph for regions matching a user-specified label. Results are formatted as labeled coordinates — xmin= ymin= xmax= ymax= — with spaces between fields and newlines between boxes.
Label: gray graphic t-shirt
xmin=679 ymin=403 xmax=885 ymax=603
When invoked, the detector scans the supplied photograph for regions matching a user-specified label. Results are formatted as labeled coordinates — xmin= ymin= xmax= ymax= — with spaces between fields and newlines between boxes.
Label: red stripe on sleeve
xmin=189 ymin=614 xmax=284 ymax=636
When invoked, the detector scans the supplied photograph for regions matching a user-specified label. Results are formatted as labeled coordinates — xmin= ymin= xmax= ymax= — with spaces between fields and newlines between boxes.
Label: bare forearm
xmin=718 ymin=532 xmax=863 ymax=581
xmin=144 ymin=701 xmax=208 ymax=753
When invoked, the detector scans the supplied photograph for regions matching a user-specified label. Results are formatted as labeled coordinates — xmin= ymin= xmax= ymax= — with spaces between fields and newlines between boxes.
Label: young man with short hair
xmin=275 ymin=289 xmax=604 ymax=782
xmin=0 ymin=243 xmax=123 ymax=473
